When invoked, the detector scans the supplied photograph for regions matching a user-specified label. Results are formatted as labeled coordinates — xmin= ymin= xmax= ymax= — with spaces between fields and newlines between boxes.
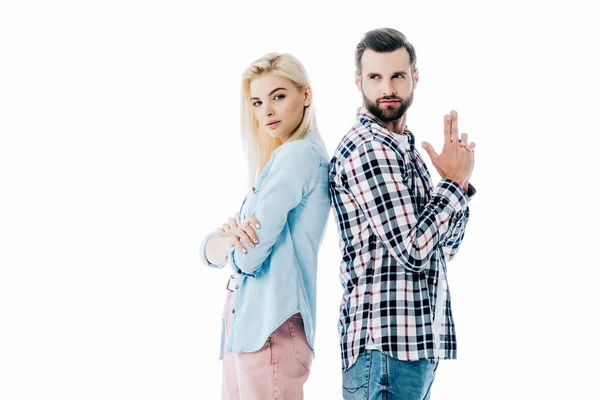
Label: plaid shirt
xmin=329 ymin=107 xmax=476 ymax=371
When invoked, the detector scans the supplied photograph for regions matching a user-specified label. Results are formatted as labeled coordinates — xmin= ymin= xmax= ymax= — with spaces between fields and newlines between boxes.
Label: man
xmin=329 ymin=28 xmax=476 ymax=399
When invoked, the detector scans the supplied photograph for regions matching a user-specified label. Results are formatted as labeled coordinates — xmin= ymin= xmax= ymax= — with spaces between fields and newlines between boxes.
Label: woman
xmin=199 ymin=53 xmax=330 ymax=399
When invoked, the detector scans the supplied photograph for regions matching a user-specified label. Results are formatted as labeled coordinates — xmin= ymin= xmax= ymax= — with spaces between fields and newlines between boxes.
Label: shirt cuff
xmin=200 ymin=232 xmax=228 ymax=268
xmin=433 ymin=179 xmax=469 ymax=214
xmin=465 ymin=183 xmax=476 ymax=198
xmin=228 ymin=247 xmax=256 ymax=278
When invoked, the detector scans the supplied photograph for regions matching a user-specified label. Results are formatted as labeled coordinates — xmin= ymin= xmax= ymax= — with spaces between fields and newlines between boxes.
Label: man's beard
xmin=362 ymin=90 xmax=414 ymax=122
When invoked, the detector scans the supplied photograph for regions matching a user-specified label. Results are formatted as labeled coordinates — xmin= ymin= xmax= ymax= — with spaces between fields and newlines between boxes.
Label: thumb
xmin=421 ymin=141 xmax=438 ymax=160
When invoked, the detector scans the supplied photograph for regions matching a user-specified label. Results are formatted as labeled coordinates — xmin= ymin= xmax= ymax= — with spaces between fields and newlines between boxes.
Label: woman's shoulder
xmin=274 ymin=131 xmax=327 ymax=164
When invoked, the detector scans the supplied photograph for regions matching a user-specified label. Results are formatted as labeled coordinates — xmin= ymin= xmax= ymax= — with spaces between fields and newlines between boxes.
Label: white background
xmin=1 ymin=0 xmax=598 ymax=399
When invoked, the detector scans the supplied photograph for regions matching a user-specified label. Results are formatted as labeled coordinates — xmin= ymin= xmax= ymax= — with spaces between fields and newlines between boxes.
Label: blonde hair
xmin=240 ymin=53 xmax=325 ymax=188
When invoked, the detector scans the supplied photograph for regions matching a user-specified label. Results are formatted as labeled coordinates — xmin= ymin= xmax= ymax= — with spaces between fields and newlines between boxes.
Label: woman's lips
xmin=266 ymin=121 xmax=280 ymax=129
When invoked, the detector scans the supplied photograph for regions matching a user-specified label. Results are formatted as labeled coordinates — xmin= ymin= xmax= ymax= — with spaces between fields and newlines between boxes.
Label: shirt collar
xmin=355 ymin=106 xmax=414 ymax=148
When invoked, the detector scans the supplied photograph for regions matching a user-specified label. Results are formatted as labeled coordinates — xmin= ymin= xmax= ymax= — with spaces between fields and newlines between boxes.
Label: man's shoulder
xmin=331 ymin=120 xmax=397 ymax=165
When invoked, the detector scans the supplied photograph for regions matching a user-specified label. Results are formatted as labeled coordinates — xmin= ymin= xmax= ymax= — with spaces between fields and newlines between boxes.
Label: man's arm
xmin=344 ymin=140 xmax=469 ymax=273
xmin=442 ymin=183 xmax=475 ymax=261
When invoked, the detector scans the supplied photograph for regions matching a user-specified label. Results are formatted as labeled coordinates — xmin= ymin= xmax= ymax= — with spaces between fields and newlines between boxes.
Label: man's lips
xmin=379 ymin=100 xmax=400 ymax=105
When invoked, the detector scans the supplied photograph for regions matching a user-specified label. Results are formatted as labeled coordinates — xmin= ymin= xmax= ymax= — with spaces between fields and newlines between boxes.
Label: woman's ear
xmin=303 ymin=86 xmax=312 ymax=107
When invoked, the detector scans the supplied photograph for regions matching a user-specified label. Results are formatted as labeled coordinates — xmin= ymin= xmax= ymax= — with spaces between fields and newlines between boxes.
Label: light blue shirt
xmin=200 ymin=130 xmax=330 ymax=358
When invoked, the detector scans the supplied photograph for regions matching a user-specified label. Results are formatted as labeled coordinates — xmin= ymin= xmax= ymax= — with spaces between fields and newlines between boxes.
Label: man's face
xmin=356 ymin=47 xmax=419 ymax=122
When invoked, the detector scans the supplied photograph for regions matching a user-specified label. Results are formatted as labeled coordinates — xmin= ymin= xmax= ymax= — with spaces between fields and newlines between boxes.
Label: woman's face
xmin=250 ymin=72 xmax=310 ymax=140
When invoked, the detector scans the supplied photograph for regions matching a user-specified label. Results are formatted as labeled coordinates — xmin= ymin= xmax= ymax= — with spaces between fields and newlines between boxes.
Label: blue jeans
xmin=342 ymin=350 xmax=439 ymax=400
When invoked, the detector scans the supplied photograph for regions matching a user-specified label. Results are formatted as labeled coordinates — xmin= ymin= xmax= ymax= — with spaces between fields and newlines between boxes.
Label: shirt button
xmin=433 ymin=278 xmax=437 ymax=285
xmin=235 ymin=285 xmax=239 ymax=290
xmin=232 ymin=309 xmax=235 ymax=314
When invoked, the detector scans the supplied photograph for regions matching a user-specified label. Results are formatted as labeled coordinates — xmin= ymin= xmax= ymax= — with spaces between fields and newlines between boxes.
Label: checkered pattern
xmin=329 ymin=107 xmax=475 ymax=371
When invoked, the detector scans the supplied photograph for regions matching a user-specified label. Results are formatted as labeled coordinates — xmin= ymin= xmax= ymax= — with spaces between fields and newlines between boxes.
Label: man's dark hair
xmin=355 ymin=28 xmax=417 ymax=75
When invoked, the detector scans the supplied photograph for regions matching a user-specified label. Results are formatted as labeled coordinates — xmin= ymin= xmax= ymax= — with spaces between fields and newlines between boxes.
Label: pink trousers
xmin=221 ymin=275 xmax=314 ymax=400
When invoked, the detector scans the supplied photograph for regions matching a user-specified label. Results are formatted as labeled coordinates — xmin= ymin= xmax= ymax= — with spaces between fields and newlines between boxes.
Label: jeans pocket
xmin=287 ymin=315 xmax=313 ymax=372
xmin=342 ymin=352 xmax=369 ymax=398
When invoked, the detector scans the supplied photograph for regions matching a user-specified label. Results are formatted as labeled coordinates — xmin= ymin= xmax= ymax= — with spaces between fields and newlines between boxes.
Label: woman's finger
xmin=234 ymin=227 xmax=255 ymax=248
xmin=232 ymin=237 xmax=247 ymax=253
xmin=241 ymin=223 xmax=259 ymax=244
xmin=246 ymin=216 xmax=261 ymax=229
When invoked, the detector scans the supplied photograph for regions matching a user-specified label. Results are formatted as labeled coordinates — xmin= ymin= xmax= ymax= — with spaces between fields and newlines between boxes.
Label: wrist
xmin=218 ymin=234 xmax=234 ymax=253
xmin=208 ymin=233 xmax=232 ymax=253
xmin=446 ymin=176 xmax=465 ymax=188
xmin=204 ymin=233 xmax=232 ymax=266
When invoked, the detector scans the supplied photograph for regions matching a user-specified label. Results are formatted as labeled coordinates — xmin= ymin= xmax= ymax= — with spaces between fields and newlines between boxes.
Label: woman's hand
xmin=219 ymin=213 xmax=261 ymax=254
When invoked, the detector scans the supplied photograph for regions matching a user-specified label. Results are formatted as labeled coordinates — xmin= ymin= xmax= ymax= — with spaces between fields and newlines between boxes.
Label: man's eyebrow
xmin=365 ymin=71 xmax=407 ymax=76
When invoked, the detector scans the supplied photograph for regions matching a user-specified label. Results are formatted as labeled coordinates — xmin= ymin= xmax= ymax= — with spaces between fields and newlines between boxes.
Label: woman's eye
xmin=252 ymin=101 xmax=262 ymax=107
xmin=274 ymin=94 xmax=285 ymax=100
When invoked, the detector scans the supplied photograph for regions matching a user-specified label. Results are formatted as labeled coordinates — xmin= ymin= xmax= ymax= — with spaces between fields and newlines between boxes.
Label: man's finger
xmin=421 ymin=141 xmax=439 ymax=160
xmin=450 ymin=110 xmax=458 ymax=145
xmin=443 ymin=114 xmax=451 ymax=145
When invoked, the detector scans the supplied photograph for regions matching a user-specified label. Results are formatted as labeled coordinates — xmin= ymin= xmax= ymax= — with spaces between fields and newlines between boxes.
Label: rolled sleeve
xmin=433 ymin=179 xmax=470 ymax=214
xmin=200 ymin=231 xmax=228 ymax=268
